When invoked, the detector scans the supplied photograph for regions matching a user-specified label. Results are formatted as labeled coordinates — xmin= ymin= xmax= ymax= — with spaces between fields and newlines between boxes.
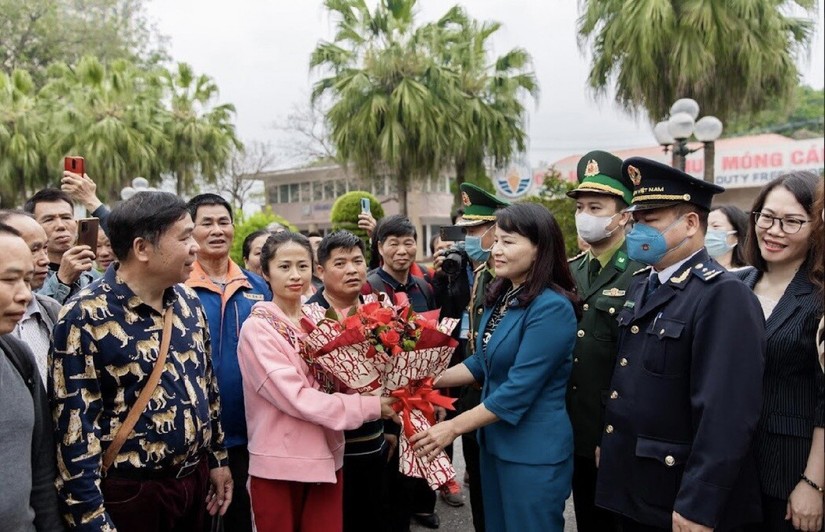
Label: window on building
xmin=300 ymin=182 xmax=311 ymax=203
xmin=278 ymin=184 xmax=289 ymax=203
xmin=323 ymin=180 xmax=335 ymax=200
xmin=313 ymin=180 xmax=324 ymax=201
xmin=268 ymin=187 xmax=279 ymax=205
xmin=289 ymin=183 xmax=299 ymax=203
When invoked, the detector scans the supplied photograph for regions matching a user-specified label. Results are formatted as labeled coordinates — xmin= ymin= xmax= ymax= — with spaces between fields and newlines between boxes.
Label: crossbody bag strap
xmin=102 ymin=306 xmax=173 ymax=473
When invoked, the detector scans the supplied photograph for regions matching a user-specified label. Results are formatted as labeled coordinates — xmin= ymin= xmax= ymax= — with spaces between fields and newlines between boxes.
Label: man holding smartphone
xmin=24 ymin=189 xmax=98 ymax=304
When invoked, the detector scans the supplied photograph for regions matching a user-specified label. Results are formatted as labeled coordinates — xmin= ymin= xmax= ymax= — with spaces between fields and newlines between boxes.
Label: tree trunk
xmin=397 ymin=165 xmax=409 ymax=216
xmin=454 ymin=157 xmax=466 ymax=211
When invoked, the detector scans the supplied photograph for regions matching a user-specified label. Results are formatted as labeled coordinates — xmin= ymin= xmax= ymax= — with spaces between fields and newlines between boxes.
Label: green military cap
xmin=455 ymin=183 xmax=510 ymax=227
xmin=623 ymin=157 xmax=725 ymax=212
xmin=566 ymin=150 xmax=633 ymax=206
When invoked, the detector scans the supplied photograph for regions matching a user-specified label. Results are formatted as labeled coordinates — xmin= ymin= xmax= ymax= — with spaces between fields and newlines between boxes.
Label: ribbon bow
xmin=390 ymin=377 xmax=456 ymax=438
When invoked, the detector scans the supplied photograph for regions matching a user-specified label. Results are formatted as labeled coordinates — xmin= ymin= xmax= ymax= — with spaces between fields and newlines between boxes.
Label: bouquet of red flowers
xmin=302 ymin=296 xmax=459 ymax=489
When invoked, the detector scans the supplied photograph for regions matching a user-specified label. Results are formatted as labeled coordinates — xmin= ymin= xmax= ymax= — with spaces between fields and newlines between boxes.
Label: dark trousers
xmin=385 ymin=447 xmax=436 ymax=531
xmin=343 ymin=450 xmax=388 ymax=532
xmin=745 ymin=494 xmax=813 ymax=532
xmin=572 ymin=454 xmax=620 ymax=532
xmin=622 ymin=515 xmax=753 ymax=532
xmin=102 ymin=460 xmax=210 ymax=532
xmin=222 ymin=446 xmax=252 ymax=532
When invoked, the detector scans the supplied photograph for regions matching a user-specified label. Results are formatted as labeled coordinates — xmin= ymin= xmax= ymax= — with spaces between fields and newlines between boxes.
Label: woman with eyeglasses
xmin=741 ymin=171 xmax=824 ymax=532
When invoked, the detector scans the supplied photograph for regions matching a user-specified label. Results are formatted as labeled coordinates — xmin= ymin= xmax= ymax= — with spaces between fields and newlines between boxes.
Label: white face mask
xmin=575 ymin=212 xmax=618 ymax=244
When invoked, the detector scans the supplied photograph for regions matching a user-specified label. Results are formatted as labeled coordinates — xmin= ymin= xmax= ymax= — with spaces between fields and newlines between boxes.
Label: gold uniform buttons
xmin=477 ymin=308 xmax=483 ymax=315
xmin=608 ymin=307 xmax=616 ymax=315
xmin=574 ymin=357 xmax=579 ymax=363
xmin=619 ymin=358 xmax=628 ymax=367
xmin=605 ymin=425 xmax=614 ymax=434
xmin=664 ymin=455 xmax=676 ymax=467
xmin=610 ymin=390 xmax=619 ymax=400
xmin=577 ymin=330 xmax=585 ymax=338
xmin=631 ymin=325 xmax=640 ymax=334
xmin=583 ymin=303 xmax=590 ymax=311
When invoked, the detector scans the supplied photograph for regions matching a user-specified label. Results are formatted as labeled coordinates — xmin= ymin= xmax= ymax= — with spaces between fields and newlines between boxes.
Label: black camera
xmin=441 ymin=242 xmax=468 ymax=276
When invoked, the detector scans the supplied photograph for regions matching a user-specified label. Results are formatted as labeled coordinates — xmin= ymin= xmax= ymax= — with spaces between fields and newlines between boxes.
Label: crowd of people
xmin=0 ymin=152 xmax=823 ymax=532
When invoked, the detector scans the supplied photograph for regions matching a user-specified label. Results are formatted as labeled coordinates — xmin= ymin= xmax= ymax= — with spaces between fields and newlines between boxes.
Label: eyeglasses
xmin=752 ymin=212 xmax=810 ymax=234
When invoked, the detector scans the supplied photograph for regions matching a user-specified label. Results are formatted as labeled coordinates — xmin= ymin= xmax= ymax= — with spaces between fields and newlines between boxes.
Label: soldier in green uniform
xmin=444 ymin=183 xmax=509 ymax=532
xmin=565 ymin=150 xmax=642 ymax=532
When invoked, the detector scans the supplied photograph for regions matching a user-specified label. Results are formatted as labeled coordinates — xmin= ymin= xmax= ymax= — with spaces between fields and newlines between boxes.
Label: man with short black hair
xmin=304 ymin=230 xmax=390 ymax=532
xmin=0 ymin=224 xmax=64 ymax=532
xmin=52 ymin=191 xmax=232 ymax=532
xmin=185 ymin=193 xmax=270 ymax=532
xmin=0 ymin=210 xmax=62 ymax=386
xmin=369 ymin=214 xmax=435 ymax=313
xmin=24 ymin=188 xmax=97 ymax=303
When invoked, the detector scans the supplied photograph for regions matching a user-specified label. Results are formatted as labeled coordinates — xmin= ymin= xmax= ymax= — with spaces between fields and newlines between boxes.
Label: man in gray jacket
xmin=0 ymin=223 xmax=63 ymax=531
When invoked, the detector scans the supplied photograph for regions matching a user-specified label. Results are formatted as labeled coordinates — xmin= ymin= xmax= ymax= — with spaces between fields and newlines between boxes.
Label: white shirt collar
xmin=652 ymin=249 xmax=703 ymax=284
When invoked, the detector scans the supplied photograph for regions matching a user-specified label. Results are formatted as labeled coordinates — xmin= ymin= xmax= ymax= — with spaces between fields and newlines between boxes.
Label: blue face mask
xmin=464 ymin=225 xmax=494 ymax=263
xmin=626 ymin=215 xmax=686 ymax=265
xmin=704 ymin=229 xmax=736 ymax=258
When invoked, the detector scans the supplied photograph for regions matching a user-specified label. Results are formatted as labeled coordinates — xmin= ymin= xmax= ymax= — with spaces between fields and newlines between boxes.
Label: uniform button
xmin=583 ymin=303 xmax=590 ymax=311
xmin=664 ymin=455 xmax=676 ymax=467
xmin=608 ymin=307 xmax=616 ymax=315
xmin=620 ymin=358 xmax=628 ymax=367
xmin=574 ymin=357 xmax=579 ymax=363
xmin=610 ymin=390 xmax=619 ymax=399
xmin=572 ymin=385 xmax=577 ymax=391
xmin=695 ymin=263 xmax=703 ymax=269
xmin=605 ymin=425 xmax=614 ymax=434
xmin=477 ymin=308 xmax=483 ymax=315
xmin=631 ymin=325 xmax=640 ymax=334
xmin=660 ymin=328 xmax=666 ymax=335
xmin=577 ymin=329 xmax=585 ymax=338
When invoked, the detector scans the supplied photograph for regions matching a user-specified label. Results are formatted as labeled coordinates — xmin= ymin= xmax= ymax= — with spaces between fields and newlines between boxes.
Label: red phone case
xmin=64 ymin=156 xmax=85 ymax=176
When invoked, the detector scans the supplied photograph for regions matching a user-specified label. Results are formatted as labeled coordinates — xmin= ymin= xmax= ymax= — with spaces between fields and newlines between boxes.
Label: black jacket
xmin=0 ymin=334 xmax=64 ymax=531
xmin=741 ymin=263 xmax=825 ymax=500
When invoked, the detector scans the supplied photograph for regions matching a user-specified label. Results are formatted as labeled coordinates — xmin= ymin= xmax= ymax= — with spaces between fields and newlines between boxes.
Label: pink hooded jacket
xmin=237 ymin=301 xmax=381 ymax=483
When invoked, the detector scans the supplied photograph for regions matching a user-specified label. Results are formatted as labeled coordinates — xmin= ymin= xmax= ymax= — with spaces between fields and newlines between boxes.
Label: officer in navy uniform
xmin=566 ymin=150 xmax=643 ymax=532
xmin=594 ymin=157 xmax=765 ymax=531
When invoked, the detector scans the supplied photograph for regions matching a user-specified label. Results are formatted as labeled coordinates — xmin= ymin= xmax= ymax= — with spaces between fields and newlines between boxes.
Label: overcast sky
xmin=145 ymin=0 xmax=824 ymax=168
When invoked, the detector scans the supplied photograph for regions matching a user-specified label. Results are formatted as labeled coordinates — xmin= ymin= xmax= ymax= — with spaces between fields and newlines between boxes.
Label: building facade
xmin=259 ymin=164 xmax=454 ymax=256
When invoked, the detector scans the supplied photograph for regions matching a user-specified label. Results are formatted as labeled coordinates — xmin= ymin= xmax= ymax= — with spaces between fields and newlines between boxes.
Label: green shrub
xmin=330 ymin=191 xmax=385 ymax=241
xmin=230 ymin=208 xmax=296 ymax=266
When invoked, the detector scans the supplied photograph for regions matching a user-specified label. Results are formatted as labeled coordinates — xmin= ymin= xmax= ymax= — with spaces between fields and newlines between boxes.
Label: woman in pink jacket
xmin=238 ymin=231 xmax=397 ymax=532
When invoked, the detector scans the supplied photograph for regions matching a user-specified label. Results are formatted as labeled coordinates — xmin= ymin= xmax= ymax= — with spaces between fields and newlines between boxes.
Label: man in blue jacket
xmin=186 ymin=194 xmax=271 ymax=532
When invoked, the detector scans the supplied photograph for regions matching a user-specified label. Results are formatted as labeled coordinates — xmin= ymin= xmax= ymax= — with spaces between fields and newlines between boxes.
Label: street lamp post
xmin=120 ymin=177 xmax=153 ymax=201
xmin=652 ymin=98 xmax=723 ymax=184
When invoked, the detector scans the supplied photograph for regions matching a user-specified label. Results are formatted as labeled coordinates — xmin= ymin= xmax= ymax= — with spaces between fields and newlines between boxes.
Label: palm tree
xmin=161 ymin=62 xmax=241 ymax=196
xmin=310 ymin=0 xmax=460 ymax=216
xmin=429 ymin=7 xmax=538 ymax=208
xmin=578 ymin=0 xmax=817 ymax=122
xmin=39 ymin=56 xmax=167 ymax=202
xmin=0 ymin=69 xmax=48 ymax=206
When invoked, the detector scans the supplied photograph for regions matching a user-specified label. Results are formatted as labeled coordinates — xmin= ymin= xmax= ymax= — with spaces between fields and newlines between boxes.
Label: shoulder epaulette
xmin=690 ymin=262 xmax=724 ymax=282
xmin=632 ymin=265 xmax=652 ymax=276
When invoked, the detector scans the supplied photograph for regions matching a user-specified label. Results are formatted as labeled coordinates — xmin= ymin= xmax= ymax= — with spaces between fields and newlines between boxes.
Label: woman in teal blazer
xmin=413 ymin=203 xmax=580 ymax=531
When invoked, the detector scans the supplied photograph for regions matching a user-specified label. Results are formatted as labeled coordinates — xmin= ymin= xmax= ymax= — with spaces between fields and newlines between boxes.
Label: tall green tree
xmin=726 ymin=83 xmax=824 ymax=138
xmin=161 ymin=62 xmax=241 ymax=196
xmin=0 ymin=0 xmax=166 ymax=86
xmin=310 ymin=0 xmax=460 ymax=215
xmin=39 ymin=56 xmax=167 ymax=200
xmin=578 ymin=0 xmax=817 ymax=122
xmin=429 ymin=7 xmax=538 ymax=208
xmin=0 ymin=69 xmax=48 ymax=206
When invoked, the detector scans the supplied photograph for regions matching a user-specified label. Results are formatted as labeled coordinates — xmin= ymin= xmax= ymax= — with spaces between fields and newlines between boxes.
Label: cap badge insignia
xmin=461 ymin=191 xmax=471 ymax=207
xmin=627 ymin=165 xmax=642 ymax=186
xmin=584 ymin=159 xmax=600 ymax=177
